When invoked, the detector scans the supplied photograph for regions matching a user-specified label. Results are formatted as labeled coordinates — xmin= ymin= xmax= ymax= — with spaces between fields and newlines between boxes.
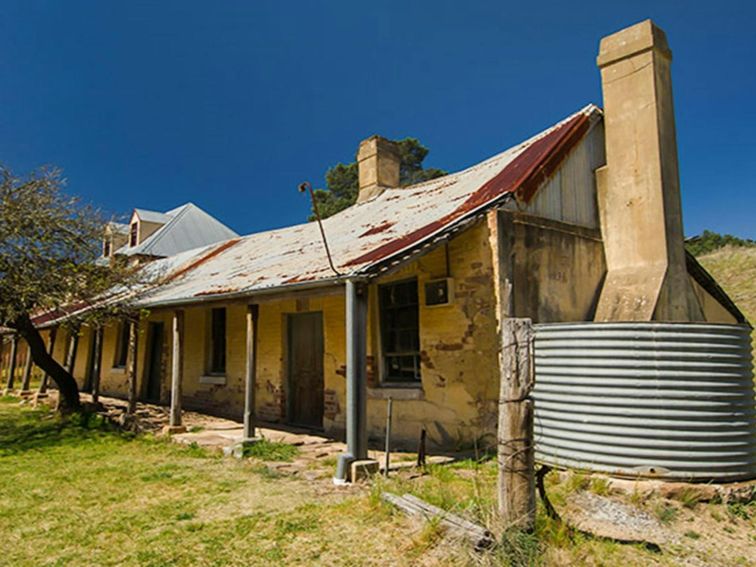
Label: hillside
xmin=697 ymin=245 xmax=755 ymax=350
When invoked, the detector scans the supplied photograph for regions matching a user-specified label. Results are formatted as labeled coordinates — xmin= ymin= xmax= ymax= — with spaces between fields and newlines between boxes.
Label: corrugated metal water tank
xmin=533 ymin=322 xmax=756 ymax=481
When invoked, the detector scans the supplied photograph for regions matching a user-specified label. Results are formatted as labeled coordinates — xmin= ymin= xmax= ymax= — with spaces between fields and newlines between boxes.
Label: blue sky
xmin=1 ymin=1 xmax=754 ymax=238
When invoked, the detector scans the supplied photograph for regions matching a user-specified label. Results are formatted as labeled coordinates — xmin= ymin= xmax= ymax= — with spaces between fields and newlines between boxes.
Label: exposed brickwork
xmin=259 ymin=379 xmax=285 ymax=422
xmin=335 ymin=355 xmax=376 ymax=385
xmin=183 ymin=387 xmax=241 ymax=420
xmin=366 ymin=355 xmax=377 ymax=387
xmin=323 ymin=388 xmax=339 ymax=420
xmin=419 ymin=350 xmax=435 ymax=370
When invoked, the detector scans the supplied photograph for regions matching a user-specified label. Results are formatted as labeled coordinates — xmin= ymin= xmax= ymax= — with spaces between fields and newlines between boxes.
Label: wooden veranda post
xmin=243 ymin=304 xmax=259 ymax=442
xmin=497 ymin=318 xmax=535 ymax=530
xmin=65 ymin=327 xmax=80 ymax=376
xmin=169 ymin=310 xmax=184 ymax=429
xmin=3 ymin=335 xmax=19 ymax=394
xmin=37 ymin=327 xmax=58 ymax=396
xmin=126 ymin=319 xmax=139 ymax=415
xmin=91 ymin=326 xmax=104 ymax=405
xmin=20 ymin=341 xmax=34 ymax=393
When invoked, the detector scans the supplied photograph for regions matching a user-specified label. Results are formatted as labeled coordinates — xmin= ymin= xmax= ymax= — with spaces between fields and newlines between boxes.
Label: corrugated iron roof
xmin=134 ymin=208 xmax=171 ymax=224
xmin=119 ymin=203 xmax=239 ymax=258
xmin=137 ymin=105 xmax=601 ymax=307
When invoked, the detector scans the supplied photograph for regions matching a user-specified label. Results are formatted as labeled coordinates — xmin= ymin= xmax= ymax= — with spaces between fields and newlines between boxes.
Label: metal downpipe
xmin=334 ymin=279 xmax=369 ymax=484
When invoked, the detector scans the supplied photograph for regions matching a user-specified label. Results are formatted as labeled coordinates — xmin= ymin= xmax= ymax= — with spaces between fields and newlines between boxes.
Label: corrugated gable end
xmin=345 ymin=107 xmax=597 ymax=272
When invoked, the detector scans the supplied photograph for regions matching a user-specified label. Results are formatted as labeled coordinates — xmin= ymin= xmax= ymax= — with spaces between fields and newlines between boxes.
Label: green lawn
xmin=0 ymin=399 xmax=752 ymax=566
xmin=0 ymin=399 xmax=411 ymax=566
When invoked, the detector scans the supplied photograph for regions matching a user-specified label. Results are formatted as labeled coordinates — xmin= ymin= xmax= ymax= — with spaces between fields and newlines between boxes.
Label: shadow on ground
xmin=0 ymin=400 xmax=120 ymax=457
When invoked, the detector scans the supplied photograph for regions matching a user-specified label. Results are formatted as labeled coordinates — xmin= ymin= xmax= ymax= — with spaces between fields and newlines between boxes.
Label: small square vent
xmin=424 ymin=278 xmax=454 ymax=307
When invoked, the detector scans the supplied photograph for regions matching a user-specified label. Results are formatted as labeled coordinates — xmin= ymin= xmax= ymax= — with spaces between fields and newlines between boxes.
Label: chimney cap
xmin=358 ymin=135 xmax=400 ymax=161
xmin=597 ymin=19 xmax=671 ymax=68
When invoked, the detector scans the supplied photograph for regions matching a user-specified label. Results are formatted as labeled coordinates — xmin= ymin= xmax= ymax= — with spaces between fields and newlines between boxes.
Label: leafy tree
xmin=686 ymin=229 xmax=756 ymax=257
xmin=0 ymin=167 xmax=138 ymax=412
xmin=310 ymin=137 xmax=446 ymax=220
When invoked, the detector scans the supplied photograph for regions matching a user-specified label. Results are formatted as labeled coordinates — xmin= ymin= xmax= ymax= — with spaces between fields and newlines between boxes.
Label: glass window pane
xmin=379 ymin=279 xmax=420 ymax=382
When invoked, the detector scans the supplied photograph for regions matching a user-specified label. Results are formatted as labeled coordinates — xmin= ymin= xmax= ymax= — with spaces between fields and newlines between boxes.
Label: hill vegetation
xmin=697 ymin=245 xmax=756 ymax=328
xmin=686 ymin=229 xmax=756 ymax=257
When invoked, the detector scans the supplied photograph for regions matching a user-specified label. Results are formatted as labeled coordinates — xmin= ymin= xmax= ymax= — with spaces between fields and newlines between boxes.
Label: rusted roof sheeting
xmin=136 ymin=105 xmax=600 ymax=307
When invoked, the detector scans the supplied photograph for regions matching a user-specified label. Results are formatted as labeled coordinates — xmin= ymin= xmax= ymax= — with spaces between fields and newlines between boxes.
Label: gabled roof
xmin=106 ymin=221 xmax=129 ymax=234
xmin=137 ymin=105 xmax=600 ymax=307
xmin=118 ymin=203 xmax=239 ymax=258
xmin=134 ymin=208 xmax=171 ymax=224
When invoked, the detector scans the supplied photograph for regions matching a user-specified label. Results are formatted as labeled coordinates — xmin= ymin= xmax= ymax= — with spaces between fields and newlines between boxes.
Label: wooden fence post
xmin=497 ymin=318 xmax=535 ymax=531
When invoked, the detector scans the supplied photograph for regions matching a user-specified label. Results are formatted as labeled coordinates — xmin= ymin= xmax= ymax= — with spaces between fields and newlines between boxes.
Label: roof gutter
xmin=136 ymin=275 xmax=362 ymax=310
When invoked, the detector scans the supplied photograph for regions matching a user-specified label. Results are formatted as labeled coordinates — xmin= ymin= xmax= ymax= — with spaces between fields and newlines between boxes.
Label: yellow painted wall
xmin=99 ymin=321 xmax=130 ymax=396
xmin=360 ymin=221 xmax=500 ymax=449
xmin=59 ymin=211 xmax=744 ymax=453
xmin=509 ymin=215 xmax=607 ymax=323
xmin=86 ymin=221 xmax=499 ymax=449
xmin=72 ymin=327 xmax=93 ymax=389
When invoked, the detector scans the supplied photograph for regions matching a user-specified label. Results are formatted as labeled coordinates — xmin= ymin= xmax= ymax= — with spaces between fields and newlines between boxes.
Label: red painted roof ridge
xmin=344 ymin=110 xmax=593 ymax=268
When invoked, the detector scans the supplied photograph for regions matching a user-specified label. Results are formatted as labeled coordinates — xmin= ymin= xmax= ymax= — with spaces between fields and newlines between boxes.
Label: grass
xmin=375 ymin=462 xmax=661 ymax=566
xmin=1 ymin=398 xmax=752 ymax=566
xmin=0 ymin=399 xmax=424 ymax=566
xmin=677 ymin=487 xmax=702 ymax=509
xmin=653 ymin=502 xmax=679 ymax=525
xmin=242 ymin=438 xmax=300 ymax=462
xmin=698 ymin=245 xmax=756 ymax=348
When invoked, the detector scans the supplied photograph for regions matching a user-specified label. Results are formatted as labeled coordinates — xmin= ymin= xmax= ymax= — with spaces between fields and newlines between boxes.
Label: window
xmin=129 ymin=223 xmax=138 ymax=247
xmin=103 ymin=239 xmax=112 ymax=257
xmin=114 ymin=322 xmax=130 ymax=368
xmin=379 ymin=279 xmax=421 ymax=382
xmin=208 ymin=308 xmax=226 ymax=375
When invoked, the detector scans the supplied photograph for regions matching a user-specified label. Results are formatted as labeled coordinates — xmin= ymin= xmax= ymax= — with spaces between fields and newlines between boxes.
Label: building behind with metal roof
xmin=102 ymin=202 xmax=238 ymax=262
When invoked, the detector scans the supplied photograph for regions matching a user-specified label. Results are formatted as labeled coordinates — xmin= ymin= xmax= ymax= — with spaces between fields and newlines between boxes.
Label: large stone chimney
xmin=356 ymin=136 xmax=400 ymax=203
xmin=594 ymin=20 xmax=703 ymax=321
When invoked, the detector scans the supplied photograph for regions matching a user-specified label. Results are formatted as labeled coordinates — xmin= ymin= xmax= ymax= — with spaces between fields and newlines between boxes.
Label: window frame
xmin=206 ymin=307 xmax=227 ymax=376
xmin=378 ymin=278 xmax=422 ymax=384
xmin=129 ymin=222 xmax=138 ymax=247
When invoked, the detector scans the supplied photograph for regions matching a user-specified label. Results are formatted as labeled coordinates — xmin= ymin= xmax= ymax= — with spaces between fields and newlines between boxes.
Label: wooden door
xmin=145 ymin=322 xmax=164 ymax=402
xmin=287 ymin=312 xmax=324 ymax=428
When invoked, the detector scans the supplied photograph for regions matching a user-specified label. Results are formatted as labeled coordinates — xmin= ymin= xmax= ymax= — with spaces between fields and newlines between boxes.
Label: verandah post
xmin=3 ymin=335 xmax=19 ymax=395
xmin=168 ymin=310 xmax=184 ymax=430
xmin=20 ymin=341 xmax=33 ymax=394
xmin=243 ymin=304 xmax=259 ymax=442
xmin=37 ymin=327 xmax=57 ymax=396
xmin=126 ymin=318 xmax=139 ymax=415
xmin=65 ymin=327 xmax=80 ymax=377
xmin=91 ymin=326 xmax=103 ymax=405
xmin=497 ymin=318 xmax=535 ymax=531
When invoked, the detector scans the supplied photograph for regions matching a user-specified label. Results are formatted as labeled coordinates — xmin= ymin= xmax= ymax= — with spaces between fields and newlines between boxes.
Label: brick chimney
xmin=356 ymin=136 xmax=400 ymax=203
xmin=594 ymin=20 xmax=703 ymax=321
